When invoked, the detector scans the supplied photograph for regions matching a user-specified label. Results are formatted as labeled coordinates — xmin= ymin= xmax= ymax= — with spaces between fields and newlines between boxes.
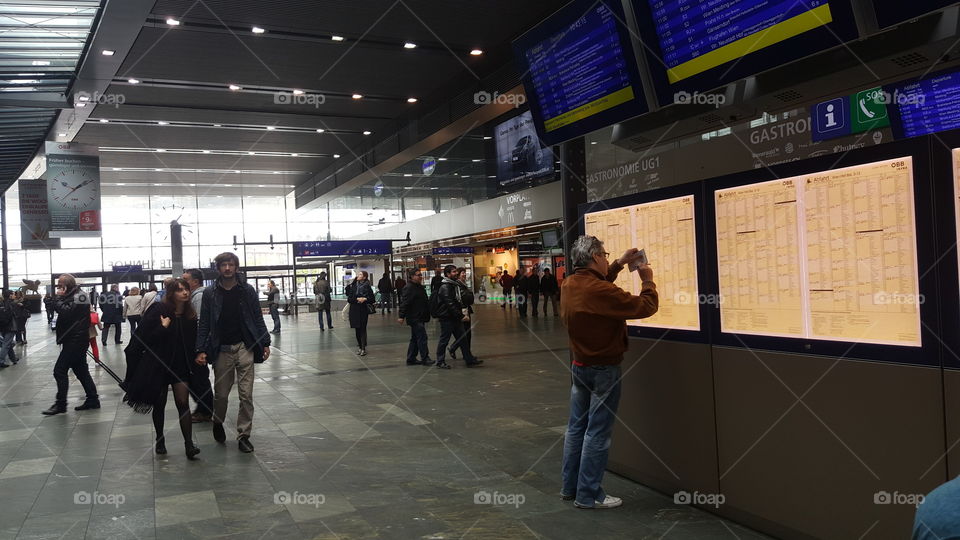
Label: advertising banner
xmin=45 ymin=142 xmax=101 ymax=238
xmin=496 ymin=111 xmax=554 ymax=187
xmin=19 ymin=180 xmax=60 ymax=249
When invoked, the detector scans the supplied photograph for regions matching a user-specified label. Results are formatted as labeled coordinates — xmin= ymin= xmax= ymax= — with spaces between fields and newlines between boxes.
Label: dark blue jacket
xmin=196 ymin=275 xmax=270 ymax=365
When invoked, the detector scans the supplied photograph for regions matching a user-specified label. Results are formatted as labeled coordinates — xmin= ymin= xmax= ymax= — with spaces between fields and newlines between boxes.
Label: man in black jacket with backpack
xmin=43 ymin=274 xmax=99 ymax=415
xmin=433 ymin=265 xmax=481 ymax=368
xmin=397 ymin=268 xmax=434 ymax=366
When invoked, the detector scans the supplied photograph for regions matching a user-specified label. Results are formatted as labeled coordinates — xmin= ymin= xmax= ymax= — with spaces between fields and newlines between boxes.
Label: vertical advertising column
xmin=45 ymin=142 xmax=101 ymax=238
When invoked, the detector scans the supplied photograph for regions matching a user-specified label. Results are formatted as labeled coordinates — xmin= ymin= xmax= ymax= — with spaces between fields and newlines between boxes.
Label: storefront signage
xmin=294 ymin=240 xmax=393 ymax=257
xmin=432 ymin=246 xmax=474 ymax=255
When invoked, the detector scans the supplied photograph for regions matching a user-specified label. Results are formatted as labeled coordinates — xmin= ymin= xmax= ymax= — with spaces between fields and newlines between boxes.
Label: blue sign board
xmin=811 ymin=96 xmax=850 ymax=142
xmin=112 ymin=265 xmax=143 ymax=273
xmin=887 ymin=68 xmax=960 ymax=139
xmin=432 ymin=247 xmax=474 ymax=255
xmin=294 ymin=240 xmax=393 ymax=257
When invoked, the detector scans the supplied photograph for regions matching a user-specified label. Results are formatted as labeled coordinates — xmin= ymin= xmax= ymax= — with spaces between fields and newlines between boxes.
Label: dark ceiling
xmin=73 ymin=0 xmax=564 ymax=199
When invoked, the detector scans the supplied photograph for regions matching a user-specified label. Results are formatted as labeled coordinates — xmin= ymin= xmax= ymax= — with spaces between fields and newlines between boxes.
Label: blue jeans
xmin=406 ymin=321 xmax=429 ymax=363
xmin=561 ymin=363 xmax=622 ymax=507
xmin=318 ymin=306 xmax=332 ymax=328
xmin=0 ymin=331 xmax=17 ymax=365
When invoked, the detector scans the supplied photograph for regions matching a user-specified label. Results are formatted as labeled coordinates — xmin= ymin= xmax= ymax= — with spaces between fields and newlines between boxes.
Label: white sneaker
xmin=574 ymin=495 xmax=622 ymax=509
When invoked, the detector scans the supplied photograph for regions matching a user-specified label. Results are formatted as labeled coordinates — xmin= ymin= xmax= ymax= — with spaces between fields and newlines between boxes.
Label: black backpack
xmin=0 ymin=302 xmax=12 ymax=327
xmin=429 ymin=290 xmax=442 ymax=319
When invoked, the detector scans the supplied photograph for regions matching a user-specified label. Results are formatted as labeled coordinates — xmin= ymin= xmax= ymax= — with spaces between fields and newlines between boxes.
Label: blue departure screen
xmin=513 ymin=0 xmax=648 ymax=146
xmin=888 ymin=70 xmax=960 ymax=138
xmin=646 ymin=0 xmax=834 ymax=83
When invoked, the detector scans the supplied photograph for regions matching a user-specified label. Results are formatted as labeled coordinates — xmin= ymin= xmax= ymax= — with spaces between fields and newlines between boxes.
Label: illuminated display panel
xmin=715 ymin=158 xmax=921 ymax=347
xmin=585 ymin=195 xmax=699 ymax=330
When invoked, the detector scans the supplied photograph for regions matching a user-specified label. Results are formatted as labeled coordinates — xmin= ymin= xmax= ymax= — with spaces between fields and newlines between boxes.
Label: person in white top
xmin=123 ymin=287 xmax=144 ymax=334
xmin=141 ymin=283 xmax=159 ymax=306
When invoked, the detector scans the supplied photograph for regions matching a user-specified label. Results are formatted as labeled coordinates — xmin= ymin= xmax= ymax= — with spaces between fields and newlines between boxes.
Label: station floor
xmin=0 ymin=304 xmax=768 ymax=540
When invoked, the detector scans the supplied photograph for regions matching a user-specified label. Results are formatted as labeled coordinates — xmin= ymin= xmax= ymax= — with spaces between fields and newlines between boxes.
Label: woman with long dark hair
xmin=346 ymin=271 xmax=375 ymax=356
xmin=122 ymin=278 xmax=201 ymax=460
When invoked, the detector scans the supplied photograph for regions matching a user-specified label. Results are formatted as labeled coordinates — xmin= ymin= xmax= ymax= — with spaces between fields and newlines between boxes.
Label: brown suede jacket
xmin=560 ymin=261 xmax=658 ymax=366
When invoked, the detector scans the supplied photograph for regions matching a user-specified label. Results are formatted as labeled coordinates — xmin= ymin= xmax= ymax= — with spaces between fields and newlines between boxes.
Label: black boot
xmin=75 ymin=400 xmax=100 ymax=411
xmin=155 ymin=437 xmax=167 ymax=455
xmin=185 ymin=442 xmax=200 ymax=460
xmin=42 ymin=404 xmax=66 ymax=416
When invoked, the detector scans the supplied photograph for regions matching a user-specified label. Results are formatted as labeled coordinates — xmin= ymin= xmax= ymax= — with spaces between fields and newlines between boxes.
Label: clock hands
xmin=63 ymin=178 xmax=95 ymax=198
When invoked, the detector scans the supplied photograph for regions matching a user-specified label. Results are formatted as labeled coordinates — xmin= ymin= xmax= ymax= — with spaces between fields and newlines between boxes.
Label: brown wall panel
xmin=944 ymin=370 xmax=960 ymax=479
xmin=609 ymin=339 xmax=718 ymax=496
xmin=713 ymin=347 xmax=945 ymax=540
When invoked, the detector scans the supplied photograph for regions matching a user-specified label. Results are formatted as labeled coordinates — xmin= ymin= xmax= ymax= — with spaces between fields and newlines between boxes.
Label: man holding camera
xmin=559 ymin=236 xmax=658 ymax=509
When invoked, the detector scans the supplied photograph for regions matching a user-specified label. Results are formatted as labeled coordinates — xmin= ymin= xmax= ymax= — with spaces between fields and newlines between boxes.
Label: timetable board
xmin=584 ymin=195 xmax=699 ymax=330
xmin=715 ymin=157 xmax=922 ymax=347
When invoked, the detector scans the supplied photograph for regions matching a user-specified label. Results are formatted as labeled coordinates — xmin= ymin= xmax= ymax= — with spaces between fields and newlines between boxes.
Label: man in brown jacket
xmin=559 ymin=235 xmax=658 ymax=509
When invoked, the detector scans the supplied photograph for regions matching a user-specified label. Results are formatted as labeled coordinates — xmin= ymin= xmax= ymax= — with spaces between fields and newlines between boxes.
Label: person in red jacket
xmin=559 ymin=235 xmax=657 ymax=509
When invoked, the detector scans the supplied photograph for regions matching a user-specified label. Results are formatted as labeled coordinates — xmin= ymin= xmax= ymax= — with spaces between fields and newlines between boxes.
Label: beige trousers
xmin=213 ymin=343 xmax=255 ymax=439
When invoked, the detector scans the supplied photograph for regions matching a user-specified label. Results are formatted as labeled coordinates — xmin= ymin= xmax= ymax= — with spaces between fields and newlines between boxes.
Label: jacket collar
xmin=215 ymin=273 xmax=246 ymax=290
xmin=575 ymin=267 xmax=606 ymax=280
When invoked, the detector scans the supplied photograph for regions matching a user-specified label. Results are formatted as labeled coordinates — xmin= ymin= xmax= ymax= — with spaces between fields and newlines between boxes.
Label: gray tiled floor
xmin=0 ymin=305 xmax=769 ymax=539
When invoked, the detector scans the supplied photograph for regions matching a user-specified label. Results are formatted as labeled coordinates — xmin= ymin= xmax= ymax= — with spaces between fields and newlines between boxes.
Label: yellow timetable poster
xmin=715 ymin=157 xmax=921 ymax=347
xmin=716 ymin=179 xmax=804 ymax=337
xmin=584 ymin=195 xmax=699 ymax=331
xmin=804 ymin=158 xmax=920 ymax=346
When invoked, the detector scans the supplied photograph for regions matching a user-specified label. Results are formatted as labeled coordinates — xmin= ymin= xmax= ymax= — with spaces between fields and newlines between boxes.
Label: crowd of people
xmin=497 ymin=265 xmax=560 ymax=317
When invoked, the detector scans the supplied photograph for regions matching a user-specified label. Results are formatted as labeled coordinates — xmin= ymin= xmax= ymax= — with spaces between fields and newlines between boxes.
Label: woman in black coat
xmin=122 ymin=278 xmax=201 ymax=460
xmin=346 ymin=271 xmax=375 ymax=356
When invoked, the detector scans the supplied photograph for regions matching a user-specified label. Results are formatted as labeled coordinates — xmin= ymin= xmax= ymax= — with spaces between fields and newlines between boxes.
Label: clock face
xmin=49 ymin=169 xmax=99 ymax=210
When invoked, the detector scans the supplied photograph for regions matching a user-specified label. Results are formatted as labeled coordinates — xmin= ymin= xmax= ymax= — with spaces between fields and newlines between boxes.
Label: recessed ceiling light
xmin=403 ymin=42 xmax=417 ymax=49
xmin=407 ymin=97 xmax=417 ymax=103
xmin=483 ymin=136 xmax=492 ymax=140
xmin=290 ymin=153 xmax=298 ymax=157
xmin=127 ymin=78 xmax=140 ymax=84
xmin=333 ymin=154 xmax=340 ymax=158
xmin=101 ymin=49 xmax=115 ymax=56
xmin=266 ymin=126 xmax=275 ymax=130
xmin=112 ymin=167 xmax=120 ymax=171
xmin=228 ymin=84 xmax=241 ymax=91
xmin=117 ymin=182 xmax=125 ymax=185
xmin=273 ymin=171 xmax=280 ymax=174
xmin=316 ymin=128 xmax=324 ymax=133
xmin=248 ymin=151 xmax=255 ymax=155
xmin=472 ymin=159 xmax=481 ymax=162
xmin=217 ymin=195 xmax=223 ymax=198
xmin=154 ymin=169 xmax=162 ymax=172
xmin=78 ymin=95 xmax=89 ymax=102
xmin=75 ymin=102 xmax=86 ymax=108
xmin=251 ymin=26 xmax=265 ymax=34
xmin=153 ymin=182 xmax=162 ymax=186
xmin=438 ymin=157 xmax=447 ymax=161
xmin=99 ymin=119 xmax=108 ymax=123
xmin=258 ymin=185 xmax=265 ymax=188
xmin=362 ymin=130 xmax=371 ymax=135
xmin=213 ymin=124 xmax=221 ymax=127
xmin=470 ymin=48 xmax=483 ymax=56
xmin=351 ymin=93 xmax=363 ymax=99
xmin=166 ymin=18 xmax=180 ymax=26
xmin=57 ymin=132 xmax=66 ymax=137
xmin=331 ymin=35 xmax=345 ymax=41
xmin=430 ymin=187 xmax=438 ymax=190
xmin=292 ymin=89 xmax=304 ymax=95
xmin=590 ymin=141 xmax=597 ymax=145
xmin=189 ymin=183 xmax=196 ymax=186
xmin=202 ymin=150 xmax=210 ymax=153
xmin=224 ymin=184 xmax=233 ymax=187
xmin=157 ymin=121 xmax=168 ymax=125
xmin=403 ymin=173 xmax=412 ymax=177
xmin=32 ymin=60 xmax=50 ymax=66
xmin=157 ymin=148 xmax=166 ymax=152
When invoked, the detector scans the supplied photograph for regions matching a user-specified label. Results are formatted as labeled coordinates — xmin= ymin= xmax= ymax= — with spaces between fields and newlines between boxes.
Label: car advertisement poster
xmin=45 ymin=142 xmax=101 ymax=238
xmin=496 ymin=111 xmax=554 ymax=187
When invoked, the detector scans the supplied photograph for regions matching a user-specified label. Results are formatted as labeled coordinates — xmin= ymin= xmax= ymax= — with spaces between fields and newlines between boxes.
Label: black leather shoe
xmin=185 ymin=443 xmax=200 ymax=460
xmin=435 ymin=361 xmax=451 ymax=369
xmin=466 ymin=361 xmax=483 ymax=367
xmin=421 ymin=359 xmax=435 ymax=366
xmin=406 ymin=360 xmax=423 ymax=365
xmin=212 ymin=422 xmax=226 ymax=443
xmin=42 ymin=404 xmax=66 ymax=416
xmin=75 ymin=401 xmax=100 ymax=411
xmin=155 ymin=437 xmax=167 ymax=455
xmin=238 ymin=437 xmax=254 ymax=453
xmin=448 ymin=348 xmax=457 ymax=360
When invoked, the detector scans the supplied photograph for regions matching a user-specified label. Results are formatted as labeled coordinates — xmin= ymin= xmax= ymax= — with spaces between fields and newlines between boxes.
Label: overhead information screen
xmin=633 ymin=0 xmax=858 ymax=105
xmin=887 ymin=69 xmax=960 ymax=139
xmin=513 ymin=0 xmax=649 ymax=146
xmin=585 ymin=195 xmax=699 ymax=330
xmin=873 ymin=0 xmax=956 ymax=29
xmin=716 ymin=158 xmax=921 ymax=347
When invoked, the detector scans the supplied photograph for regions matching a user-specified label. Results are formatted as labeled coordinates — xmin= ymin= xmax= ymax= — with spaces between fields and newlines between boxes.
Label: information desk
xmin=585 ymin=195 xmax=699 ymax=330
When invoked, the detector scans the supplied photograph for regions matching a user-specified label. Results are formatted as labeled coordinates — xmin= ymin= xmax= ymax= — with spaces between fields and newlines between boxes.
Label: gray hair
xmin=570 ymin=235 xmax=604 ymax=268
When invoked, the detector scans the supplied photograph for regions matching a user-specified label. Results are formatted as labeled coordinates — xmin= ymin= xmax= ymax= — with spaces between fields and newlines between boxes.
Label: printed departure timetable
xmin=716 ymin=179 xmax=804 ymax=338
xmin=585 ymin=195 xmax=700 ymax=331
xmin=891 ymin=71 xmax=960 ymax=138
xmin=715 ymin=157 xmax=922 ymax=347
xmin=523 ymin=2 xmax=636 ymax=132
xmin=645 ymin=0 xmax=835 ymax=83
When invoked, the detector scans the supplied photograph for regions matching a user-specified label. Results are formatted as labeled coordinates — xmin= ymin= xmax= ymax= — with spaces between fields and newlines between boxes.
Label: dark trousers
xmin=380 ymin=292 xmax=394 ymax=313
xmin=406 ymin=321 xmax=429 ymax=363
xmin=437 ymin=319 xmax=474 ymax=363
xmin=53 ymin=346 xmax=98 ymax=406
xmin=127 ymin=315 xmax=140 ymax=335
xmin=518 ymin=294 xmax=528 ymax=317
xmin=46 ymin=310 xmax=54 ymax=323
xmin=189 ymin=363 xmax=214 ymax=416
xmin=355 ymin=326 xmax=367 ymax=349
xmin=530 ymin=293 xmax=540 ymax=316
xmin=269 ymin=304 xmax=280 ymax=331
xmin=101 ymin=322 xmax=121 ymax=343
xmin=450 ymin=320 xmax=473 ymax=355
xmin=318 ymin=306 xmax=332 ymax=328
xmin=15 ymin=320 xmax=26 ymax=343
